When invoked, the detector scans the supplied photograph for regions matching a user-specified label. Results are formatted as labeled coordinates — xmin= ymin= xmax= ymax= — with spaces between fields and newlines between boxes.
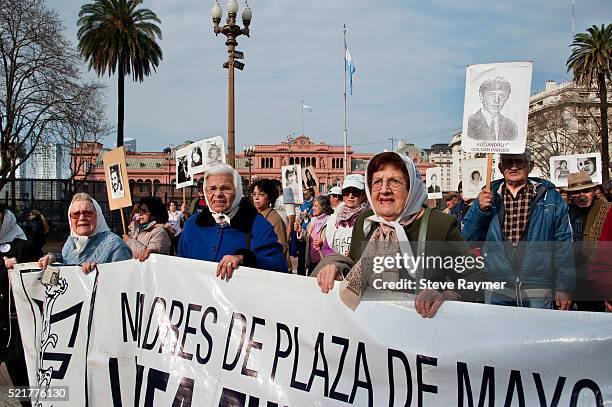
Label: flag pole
xmin=301 ymin=98 xmax=305 ymax=136
xmin=343 ymin=24 xmax=348 ymax=179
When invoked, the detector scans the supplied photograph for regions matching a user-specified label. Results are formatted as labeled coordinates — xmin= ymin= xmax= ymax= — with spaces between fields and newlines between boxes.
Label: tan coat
xmin=259 ymin=207 xmax=288 ymax=256
xmin=127 ymin=221 xmax=171 ymax=258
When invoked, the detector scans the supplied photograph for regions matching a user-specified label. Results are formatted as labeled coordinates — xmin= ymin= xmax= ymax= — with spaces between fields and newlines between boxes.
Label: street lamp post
xmin=212 ymin=0 xmax=252 ymax=168
xmin=243 ymin=144 xmax=255 ymax=185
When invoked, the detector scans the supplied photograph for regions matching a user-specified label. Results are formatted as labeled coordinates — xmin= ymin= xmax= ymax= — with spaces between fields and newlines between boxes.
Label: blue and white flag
xmin=345 ymin=47 xmax=356 ymax=95
xmin=302 ymin=103 xmax=313 ymax=112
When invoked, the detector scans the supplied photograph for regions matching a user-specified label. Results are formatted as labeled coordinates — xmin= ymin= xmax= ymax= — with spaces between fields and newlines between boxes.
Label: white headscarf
xmin=202 ymin=164 xmax=244 ymax=225
xmin=0 ymin=209 xmax=26 ymax=245
xmin=363 ymin=152 xmax=428 ymax=257
xmin=68 ymin=195 xmax=110 ymax=254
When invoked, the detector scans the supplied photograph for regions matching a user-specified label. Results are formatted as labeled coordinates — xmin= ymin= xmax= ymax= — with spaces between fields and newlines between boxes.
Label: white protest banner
xmin=13 ymin=255 xmax=612 ymax=406
xmin=12 ymin=264 xmax=95 ymax=406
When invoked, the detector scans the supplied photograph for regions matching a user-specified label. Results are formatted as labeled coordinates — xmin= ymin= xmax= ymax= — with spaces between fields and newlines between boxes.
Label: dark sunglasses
xmin=343 ymin=188 xmax=363 ymax=197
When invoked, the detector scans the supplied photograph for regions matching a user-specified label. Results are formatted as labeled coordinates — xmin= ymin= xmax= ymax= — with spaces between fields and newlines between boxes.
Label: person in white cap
xmin=319 ymin=174 xmax=370 ymax=258
xmin=328 ymin=186 xmax=344 ymax=212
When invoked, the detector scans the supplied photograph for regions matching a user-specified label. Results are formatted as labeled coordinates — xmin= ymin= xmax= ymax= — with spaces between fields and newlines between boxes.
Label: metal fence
xmin=2 ymin=178 xmax=203 ymax=237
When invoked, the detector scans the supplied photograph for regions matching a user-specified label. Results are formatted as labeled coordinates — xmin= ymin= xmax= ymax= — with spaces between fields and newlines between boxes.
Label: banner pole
xmin=119 ymin=208 xmax=127 ymax=236
xmin=486 ymin=153 xmax=494 ymax=192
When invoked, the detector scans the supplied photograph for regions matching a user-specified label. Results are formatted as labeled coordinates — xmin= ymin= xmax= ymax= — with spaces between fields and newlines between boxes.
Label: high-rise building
xmin=32 ymin=143 xmax=64 ymax=199
xmin=124 ymin=138 xmax=137 ymax=153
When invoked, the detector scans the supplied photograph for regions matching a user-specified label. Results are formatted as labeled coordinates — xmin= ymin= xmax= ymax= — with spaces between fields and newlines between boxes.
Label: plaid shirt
xmin=502 ymin=182 xmax=535 ymax=244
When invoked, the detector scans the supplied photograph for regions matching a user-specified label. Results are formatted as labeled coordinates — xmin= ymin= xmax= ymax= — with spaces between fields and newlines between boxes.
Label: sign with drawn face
xmin=549 ymin=153 xmax=602 ymax=187
xmin=175 ymin=146 xmax=193 ymax=189
xmin=461 ymin=62 xmax=532 ymax=154
xmin=302 ymin=166 xmax=318 ymax=189
xmin=461 ymin=159 xmax=488 ymax=199
xmin=426 ymin=167 xmax=442 ymax=199
xmin=281 ymin=164 xmax=303 ymax=204
xmin=103 ymin=147 xmax=132 ymax=210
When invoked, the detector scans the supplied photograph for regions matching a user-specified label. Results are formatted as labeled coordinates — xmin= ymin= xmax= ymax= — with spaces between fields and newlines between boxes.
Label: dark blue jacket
xmin=462 ymin=178 xmax=575 ymax=292
xmin=178 ymin=198 xmax=288 ymax=273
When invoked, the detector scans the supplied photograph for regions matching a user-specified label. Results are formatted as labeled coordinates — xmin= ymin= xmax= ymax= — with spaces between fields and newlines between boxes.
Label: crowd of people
xmin=1 ymin=150 xmax=611 ymax=400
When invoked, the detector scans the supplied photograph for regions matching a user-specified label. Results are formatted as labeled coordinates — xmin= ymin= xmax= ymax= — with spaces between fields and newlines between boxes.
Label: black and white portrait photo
xmin=577 ymin=156 xmax=597 ymax=177
xmin=461 ymin=159 xmax=488 ymax=199
xmin=176 ymin=147 xmax=193 ymax=189
xmin=282 ymin=164 xmax=303 ymax=204
xmin=302 ymin=166 xmax=318 ymax=189
xmin=426 ymin=167 xmax=442 ymax=199
xmin=549 ymin=153 xmax=602 ymax=187
xmin=461 ymin=62 xmax=532 ymax=154
xmin=108 ymin=163 xmax=124 ymax=199
xmin=191 ymin=146 xmax=203 ymax=168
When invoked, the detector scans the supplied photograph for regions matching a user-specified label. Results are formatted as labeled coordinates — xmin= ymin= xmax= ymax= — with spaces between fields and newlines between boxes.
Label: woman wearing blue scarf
xmin=38 ymin=193 xmax=131 ymax=273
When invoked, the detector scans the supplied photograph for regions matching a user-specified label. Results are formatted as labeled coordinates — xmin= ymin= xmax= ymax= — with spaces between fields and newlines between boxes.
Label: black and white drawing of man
xmin=577 ymin=156 xmax=597 ymax=177
xmin=109 ymin=163 xmax=124 ymax=199
xmin=467 ymin=76 xmax=518 ymax=141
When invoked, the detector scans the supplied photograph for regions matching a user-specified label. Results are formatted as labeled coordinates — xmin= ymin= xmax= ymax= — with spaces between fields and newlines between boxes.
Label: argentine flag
xmin=345 ymin=48 xmax=356 ymax=95
xmin=302 ymin=103 xmax=313 ymax=112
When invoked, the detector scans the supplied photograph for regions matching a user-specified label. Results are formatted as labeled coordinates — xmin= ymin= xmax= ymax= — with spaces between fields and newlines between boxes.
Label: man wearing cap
xmin=328 ymin=186 xmax=344 ymax=212
xmin=467 ymin=77 xmax=518 ymax=142
xmin=321 ymin=174 xmax=369 ymax=258
xmin=462 ymin=150 xmax=574 ymax=309
xmin=566 ymin=172 xmax=612 ymax=312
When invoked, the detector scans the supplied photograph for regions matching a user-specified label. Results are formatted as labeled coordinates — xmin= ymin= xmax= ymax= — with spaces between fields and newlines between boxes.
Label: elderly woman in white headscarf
xmin=38 ymin=193 xmax=131 ymax=273
xmin=178 ymin=164 xmax=288 ymax=279
xmin=315 ymin=152 xmax=481 ymax=318
xmin=1 ymin=204 xmax=42 ymax=390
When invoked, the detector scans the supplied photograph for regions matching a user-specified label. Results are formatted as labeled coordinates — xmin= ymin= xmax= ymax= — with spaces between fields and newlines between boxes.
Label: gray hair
xmin=314 ymin=194 xmax=333 ymax=215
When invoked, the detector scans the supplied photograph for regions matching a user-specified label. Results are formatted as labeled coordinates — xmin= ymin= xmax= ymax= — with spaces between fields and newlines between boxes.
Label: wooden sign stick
xmin=119 ymin=208 xmax=127 ymax=236
xmin=486 ymin=153 xmax=494 ymax=192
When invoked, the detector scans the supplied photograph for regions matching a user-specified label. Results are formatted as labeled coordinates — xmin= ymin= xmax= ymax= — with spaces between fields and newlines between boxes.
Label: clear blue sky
xmin=48 ymin=0 xmax=611 ymax=153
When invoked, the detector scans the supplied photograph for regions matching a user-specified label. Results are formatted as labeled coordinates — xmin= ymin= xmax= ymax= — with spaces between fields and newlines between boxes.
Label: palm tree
xmin=567 ymin=24 xmax=612 ymax=184
xmin=77 ymin=0 xmax=163 ymax=148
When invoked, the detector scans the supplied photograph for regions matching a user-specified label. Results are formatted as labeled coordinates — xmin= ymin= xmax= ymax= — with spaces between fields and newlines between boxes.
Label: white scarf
xmin=68 ymin=197 xmax=110 ymax=255
xmin=0 ymin=209 xmax=26 ymax=245
xmin=363 ymin=153 xmax=428 ymax=262
xmin=203 ymin=164 xmax=244 ymax=225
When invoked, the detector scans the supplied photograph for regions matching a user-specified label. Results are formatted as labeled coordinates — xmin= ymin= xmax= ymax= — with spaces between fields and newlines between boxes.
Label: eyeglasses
xmin=205 ymin=185 xmax=235 ymax=195
xmin=343 ymin=188 xmax=363 ymax=197
xmin=371 ymin=177 xmax=405 ymax=191
xmin=70 ymin=210 xmax=95 ymax=219
xmin=138 ymin=207 xmax=150 ymax=214
xmin=501 ymin=159 xmax=528 ymax=168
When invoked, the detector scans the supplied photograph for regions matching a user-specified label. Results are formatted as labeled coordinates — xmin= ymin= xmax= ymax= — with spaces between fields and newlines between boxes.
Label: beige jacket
xmin=127 ymin=221 xmax=171 ymax=258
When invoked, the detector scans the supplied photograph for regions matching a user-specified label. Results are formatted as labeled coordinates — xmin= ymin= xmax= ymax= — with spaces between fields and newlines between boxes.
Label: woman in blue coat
xmin=178 ymin=164 xmax=288 ymax=279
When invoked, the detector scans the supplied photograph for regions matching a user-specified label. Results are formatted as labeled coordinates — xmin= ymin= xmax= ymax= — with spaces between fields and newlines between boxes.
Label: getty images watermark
xmin=370 ymin=252 xmax=507 ymax=292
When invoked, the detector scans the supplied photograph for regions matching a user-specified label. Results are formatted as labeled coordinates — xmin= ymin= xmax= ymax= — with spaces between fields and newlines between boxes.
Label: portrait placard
xmin=549 ymin=153 xmax=602 ymax=187
xmin=426 ymin=167 xmax=443 ymax=199
xmin=102 ymin=147 xmax=132 ymax=210
xmin=461 ymin=61 xmax=532 ymax=154
xmin=282 ymin=164 xmax=303 ymax=204
xmin=461 ymin=158 xmax=488 ymax=199
xmin=301 ymin=166 xmax=318 ymax=190
xmin=188 ymin=136 xmax=226 ymax=176
xmin=175 ymin=146 xmax=193 ymax=189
